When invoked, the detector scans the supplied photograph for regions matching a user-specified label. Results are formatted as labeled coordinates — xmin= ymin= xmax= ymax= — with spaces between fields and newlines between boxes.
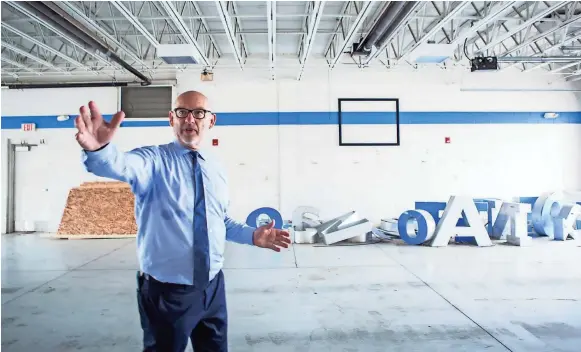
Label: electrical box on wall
xmin=201 ymin=70 xmax=214 ymax=81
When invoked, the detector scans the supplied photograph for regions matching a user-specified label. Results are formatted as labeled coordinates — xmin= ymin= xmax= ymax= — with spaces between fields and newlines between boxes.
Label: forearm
xmin=82 ymin=143 xmax=155 ymax=194
xmin=224 ymin=216 xmax=256 ymax=245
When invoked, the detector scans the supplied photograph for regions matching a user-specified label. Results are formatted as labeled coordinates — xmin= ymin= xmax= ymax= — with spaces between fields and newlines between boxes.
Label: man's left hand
xmin=252 ymin=220 xmax=291 ymax=252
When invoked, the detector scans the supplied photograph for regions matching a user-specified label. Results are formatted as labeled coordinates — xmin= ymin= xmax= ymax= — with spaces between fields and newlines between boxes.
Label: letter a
xmin=430 ymin=196 xmax=492 ymax=247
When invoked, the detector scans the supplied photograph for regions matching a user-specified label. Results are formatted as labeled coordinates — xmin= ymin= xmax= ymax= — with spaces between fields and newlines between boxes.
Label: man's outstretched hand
xmin=75 ymin=101 xmax=125 ymax=151
xmin=252 ymin=220 xmax=291 ymax=252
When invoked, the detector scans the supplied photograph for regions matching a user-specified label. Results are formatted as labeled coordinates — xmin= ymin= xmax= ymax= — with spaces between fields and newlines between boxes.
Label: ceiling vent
xmin=407 ymin=42 xmax=455 ymax=64
xmin=157 ymin=44 xmax=200 ymax=64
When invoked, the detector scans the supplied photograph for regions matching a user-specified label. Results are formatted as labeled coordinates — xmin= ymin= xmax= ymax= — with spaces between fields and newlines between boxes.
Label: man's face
xmin=169 ymin=92 xmax=216 ymax=149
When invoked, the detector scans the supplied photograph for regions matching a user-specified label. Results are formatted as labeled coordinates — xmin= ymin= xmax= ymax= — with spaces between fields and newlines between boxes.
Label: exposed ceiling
xmin=1 ymin=1 xmax=581 ymax=84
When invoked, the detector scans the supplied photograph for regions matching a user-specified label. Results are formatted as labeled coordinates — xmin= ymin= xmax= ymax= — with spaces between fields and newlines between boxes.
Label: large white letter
xmin=531 ymin=192 xmax=563 ymax=238
xmin=292 ymin=206 xmax=320 ymax=231
xmin=492 ymin=202 xmax=532 ymax=246
xmin=552 ymin=203 xmax=581 ymax=241
xmin=431 ymin=196 xmax=491 ymax=247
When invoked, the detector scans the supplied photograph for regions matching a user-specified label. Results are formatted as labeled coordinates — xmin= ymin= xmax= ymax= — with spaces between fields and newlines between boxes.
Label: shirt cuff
xmin=82 ymin=143 xmax=113 ymax=162
xmin=241 ymin=226 xmax=256 ymax=246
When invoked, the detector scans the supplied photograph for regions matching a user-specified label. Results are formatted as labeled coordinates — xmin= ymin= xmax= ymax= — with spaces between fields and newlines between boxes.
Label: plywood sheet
xmin=57 ymin=181 xmax=137 ymax=237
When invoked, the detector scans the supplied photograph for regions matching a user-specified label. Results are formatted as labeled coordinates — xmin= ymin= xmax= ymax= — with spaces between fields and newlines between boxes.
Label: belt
xmin=138 ymin=270 xmax=220 ymax=287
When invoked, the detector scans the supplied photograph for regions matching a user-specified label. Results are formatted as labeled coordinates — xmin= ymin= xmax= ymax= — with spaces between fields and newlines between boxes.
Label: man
xmin=75 ymin=90 xmax=291 ymax=352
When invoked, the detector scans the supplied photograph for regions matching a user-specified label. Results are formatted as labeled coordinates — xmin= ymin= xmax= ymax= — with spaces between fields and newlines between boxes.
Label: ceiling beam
xmin=474 ymin=1 xmax=571 ymax=55
xmin=159 ymin=0 xmax=211 ymax=67
xmin=1 ymin=57 xmax=42 ymax=75
xmin=231 ymin=1 xmax=249 ymax=57
xmin=1 ymin=22 xmax=90 ymax=71
xmin=565 ymin=68 xmax=581 ymax=82
xmin=363 ymin=2 xmax=423 ymax=65
xmin=450 ymin=1 xmax=516 ymax=47
xmin=508 ymin=32 xmax=581 ymax=72
xmin=111 ymin=1 xmax=159 ymax=48
xmin=1 ymin=41 xmax=68 ymax=73
xmin=550 ymin=59 xmax=581 ymax=73
xmin=501 ymin=15 xmax=581 ymax=58
xmin=215 ymin=1 xmax=245 ymax=70
xmin=397 ymin=1 xmax=469 ymax=63
xmin=267 ymin=1 xmax=276 ymax=78
xmin=57 ymin=2 xmax=150 ymax=69
xmin=190 ymin=1 xmax=222 ymax=57
xmin=4 ymin=1 xmax=115 ymax=68
xmin=330 ymin=1 xmax=374 ymax=69
xmin=297 ymin=1 xmax=326 ymax=80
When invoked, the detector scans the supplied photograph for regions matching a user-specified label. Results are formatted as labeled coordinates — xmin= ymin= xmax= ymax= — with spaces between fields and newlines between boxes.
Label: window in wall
xmin=120 ymin=86 xmax=172 ymax=118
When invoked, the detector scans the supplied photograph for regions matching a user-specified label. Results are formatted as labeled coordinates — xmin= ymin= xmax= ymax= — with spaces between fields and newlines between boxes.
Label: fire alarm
xmin=445 ymin=137 xmax=451 ymax=144
xmin=212 ymin=139 xmax=219 ymax=146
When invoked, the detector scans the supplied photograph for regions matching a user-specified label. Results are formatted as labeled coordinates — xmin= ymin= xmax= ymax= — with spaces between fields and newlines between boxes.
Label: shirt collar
xmin=172 ymin=140 xmax=206 ymax=160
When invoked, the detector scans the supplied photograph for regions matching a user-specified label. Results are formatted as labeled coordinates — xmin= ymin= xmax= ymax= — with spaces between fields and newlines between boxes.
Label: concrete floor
xmin=1 ymin=233 xmax=580 ymax=352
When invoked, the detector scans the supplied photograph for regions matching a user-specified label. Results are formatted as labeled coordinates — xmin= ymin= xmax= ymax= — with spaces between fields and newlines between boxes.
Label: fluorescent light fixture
xmin=414 ymin=56 xmax=449 ymax=63
xmin=57 ymin=115 xmax=70 ymax=121
xmin=157 ymin=44 xmax=200 ymax=64
xmin=543 ymin=112 xmax=559 ymax=119
xmin=407 ymin=43 xmax=455 ymax=64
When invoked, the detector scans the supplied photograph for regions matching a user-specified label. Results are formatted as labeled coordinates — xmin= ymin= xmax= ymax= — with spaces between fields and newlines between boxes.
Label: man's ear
xmin=168 ymin=111 xmax=174 ymax=127
xmin=209 ymin=113 xmax=217 ymax=129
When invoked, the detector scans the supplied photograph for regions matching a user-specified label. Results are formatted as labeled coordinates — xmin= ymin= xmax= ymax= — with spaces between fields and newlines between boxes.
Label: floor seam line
xmin=2 ymin=240 xmax=134 ymax=306
xmin=70 ymin=240 xmax=134 ymax=271
xmin=378 ymin=247 xmax=514 ymax=352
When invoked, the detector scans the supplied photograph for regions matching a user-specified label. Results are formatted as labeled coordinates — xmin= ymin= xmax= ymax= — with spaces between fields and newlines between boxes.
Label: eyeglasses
xmin=173 ymin=108 xmax=212 ymax=119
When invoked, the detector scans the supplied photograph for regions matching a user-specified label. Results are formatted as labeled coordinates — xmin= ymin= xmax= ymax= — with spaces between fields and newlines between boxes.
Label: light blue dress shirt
xmin=82 ymin=140 xmax=256 ymax=285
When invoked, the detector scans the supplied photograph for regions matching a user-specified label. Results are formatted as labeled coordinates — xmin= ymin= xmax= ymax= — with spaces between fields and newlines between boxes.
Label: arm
xmin=225 ymin=215 xmax=256 ymax=245
xmin=82 ymin=143 xmax=157 ymax=196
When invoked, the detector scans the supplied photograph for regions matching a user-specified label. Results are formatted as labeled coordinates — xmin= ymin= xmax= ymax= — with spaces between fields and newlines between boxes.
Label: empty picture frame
xmin=338 ymin=98 xmax=400 ymax=146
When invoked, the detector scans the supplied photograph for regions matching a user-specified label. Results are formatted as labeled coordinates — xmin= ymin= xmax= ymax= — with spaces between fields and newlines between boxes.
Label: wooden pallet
xmin=52 ymin=233 xmax=137 ymax=240
xmin=57 ymin=181 xmax=138 ymax=237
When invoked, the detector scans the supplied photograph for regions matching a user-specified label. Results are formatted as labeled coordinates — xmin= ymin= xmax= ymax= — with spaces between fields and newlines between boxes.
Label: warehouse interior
xmin=1 ymin=1 xmax=581 ymax=351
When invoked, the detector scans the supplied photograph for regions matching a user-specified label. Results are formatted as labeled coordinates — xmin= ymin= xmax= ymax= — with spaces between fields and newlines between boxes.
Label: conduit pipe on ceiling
xmin=355 ymin=1 xmax=418 ymax=54
xmin=19 ymin=1 xmax=151 ymax=85
xmin=4 ymin=82 xmax=129 ymax=89
xmin=356 ymin=1 xmax=407 ymax=53
xmin=497 ymin=56 xmax=581 ymax=63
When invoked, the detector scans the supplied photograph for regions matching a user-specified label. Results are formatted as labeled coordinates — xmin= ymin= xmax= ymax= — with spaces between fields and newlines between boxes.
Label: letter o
xmin=398 ymin=210 xmax=436 ymax=245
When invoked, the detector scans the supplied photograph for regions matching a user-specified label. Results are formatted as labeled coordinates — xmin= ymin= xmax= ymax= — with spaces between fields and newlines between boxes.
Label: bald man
xmin=75 ymin=91 xmax=291 ymax=352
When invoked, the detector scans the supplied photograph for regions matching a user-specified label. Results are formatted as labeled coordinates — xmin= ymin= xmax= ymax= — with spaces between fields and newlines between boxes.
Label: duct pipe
xmin=497 ymin=56 xmax=581 ymax=63
xmin=19 ymin=1 xmax=151 ymax=85
xmin=374 ymin=1 xmax=419 ymax=50
xmin=356 ymin=1 xmax=409 ymax=53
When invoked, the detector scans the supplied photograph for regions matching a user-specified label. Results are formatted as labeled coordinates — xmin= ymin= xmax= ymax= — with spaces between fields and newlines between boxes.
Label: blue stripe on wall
xmin=2 ymin=111 xmax=581 ymax=129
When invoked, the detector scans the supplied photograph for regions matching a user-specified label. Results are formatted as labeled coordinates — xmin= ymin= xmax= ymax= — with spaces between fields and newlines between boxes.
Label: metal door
xmin=13 ymin=144 xmax=51 ymax=232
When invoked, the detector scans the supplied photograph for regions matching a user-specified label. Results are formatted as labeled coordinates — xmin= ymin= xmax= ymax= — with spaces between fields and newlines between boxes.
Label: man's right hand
xmin=75 ymin=101 xmax=124 ymax=151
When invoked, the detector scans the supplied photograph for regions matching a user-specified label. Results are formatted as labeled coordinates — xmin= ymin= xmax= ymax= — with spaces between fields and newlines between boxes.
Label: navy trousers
xmin=137 ymin=270 xmax=228 ymax=352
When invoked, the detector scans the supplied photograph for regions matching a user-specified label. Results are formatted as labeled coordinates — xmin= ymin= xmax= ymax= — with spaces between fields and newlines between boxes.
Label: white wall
xmin=2 ymin=69 xmax=581 ymax=234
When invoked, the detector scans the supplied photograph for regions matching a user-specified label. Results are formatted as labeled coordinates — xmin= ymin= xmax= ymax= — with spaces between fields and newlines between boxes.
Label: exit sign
xmin=21 ymin=123 xmax=36 ymax=131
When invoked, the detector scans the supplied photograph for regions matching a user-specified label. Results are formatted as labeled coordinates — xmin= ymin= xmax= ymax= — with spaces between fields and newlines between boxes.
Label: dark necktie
xmin=192 ymin=151 xmax=210 ymax=288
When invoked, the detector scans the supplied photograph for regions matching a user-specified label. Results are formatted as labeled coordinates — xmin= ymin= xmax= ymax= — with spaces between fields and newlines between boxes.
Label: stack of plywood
xmin=56 ymin=181 xmax=137 ymax=239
